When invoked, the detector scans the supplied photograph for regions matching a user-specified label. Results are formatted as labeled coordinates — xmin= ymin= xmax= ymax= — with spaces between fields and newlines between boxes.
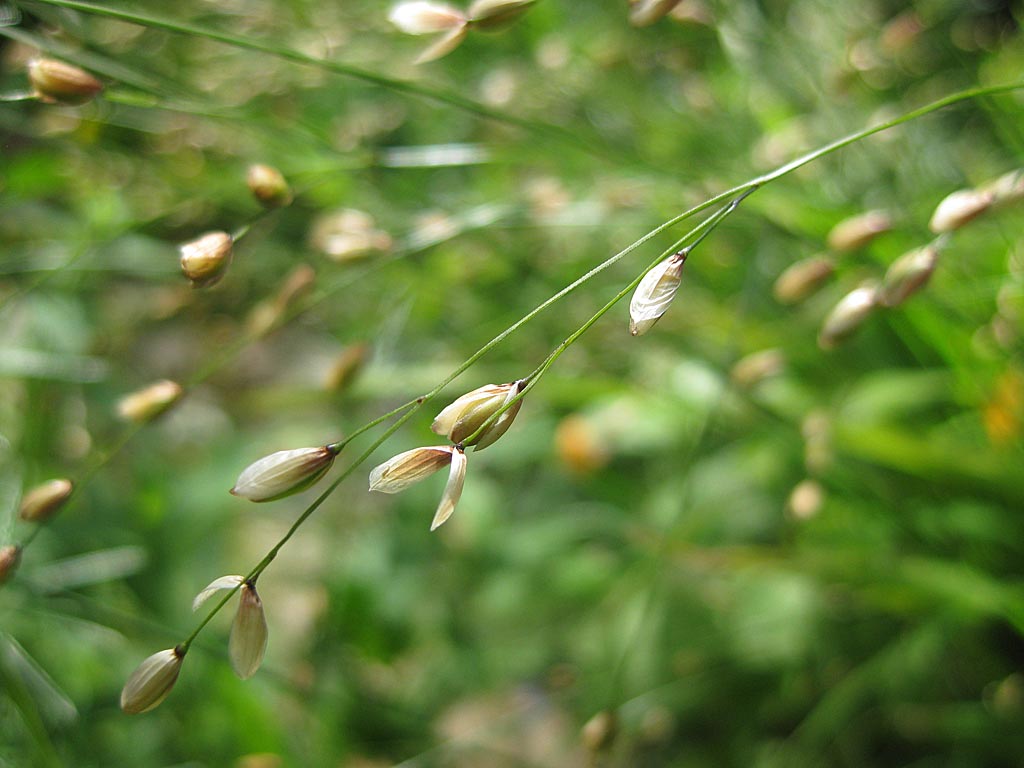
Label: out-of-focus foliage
xmin=1 ymin=0 xmax=1023 ymax=765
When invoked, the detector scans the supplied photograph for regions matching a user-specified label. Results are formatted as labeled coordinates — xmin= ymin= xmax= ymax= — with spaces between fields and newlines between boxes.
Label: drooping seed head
xmin=116 ymin=380 xmax=183 ymax=423
xmin=229 ymin=583 xmax=268 ymax=679
xmin=246 ymin=164 xmax=293 ymax=208
xmin=826 ymin=209 xmax=892 ymax=252
xmin=818 ymin=282 xmax=879 ymax=349
xmin=18 ymin=479 xmax=73 ymax=523
xmin=431 ymin=380 xmax=525 ymax=449
xmin=628 ymin=0 xmax=684 ymax=26
xmin=231 ymin=446 xmax=338 ymax=502
xmin=0 ymin=545 xmax=22 ymax=586
xmin=120 ymin=646 xmax=186 ymax=714
xmin=773 ymin=256 xmax=834 ymax=304
xmin=180 ymin=231 xmax=234 ymax=288
xmin=928 ymin=188 xmax=994 ymax=233
xmin=368 ymin=446 xmax=455 ymax=494
xmin=629 ymin=251 xmax=686 ymax=336
xmin=430 ymin=446 xmax=466 ymax=531
xmin=28 ymin=58 xmax=102 ymax=105
xmin=468 ymin=0 xmax=534 ymax=29
xmin=878 ymin=245 xmax=939 ymax=308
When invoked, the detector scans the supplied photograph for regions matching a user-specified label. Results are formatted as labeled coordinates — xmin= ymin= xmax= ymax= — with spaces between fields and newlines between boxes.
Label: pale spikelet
xmin=179 ymin=231 xmax=234 ymax=288
xmin=414 ymin=24 xmax=469 ymax=63
xmin=826 ymin=210 xmax=892 ymax=252
xmin=582 ymin=709 xmax=619 ymax=753
xmin=389 ymin=1 xmax=466 ymax=33
xmin=773 ymin=256 xmax=834 ymax=304
xmin=368 ymin=446 xmax=454 ymax=494
xmin=28 ymin=58 xmax=102 ymax=105
xmin=878 ymin=245 xmax=939 ymax=308
xmin=983 ymin=169 xmax=1024 ymax=208
xmin=818 ymin=282 xmax=879 ymax=349
xmin=928 ymin=188 xmax=994 ymax=233
xmin=120 ymin=646 xmax=186 ymax=714
xmin=324 ymin=343 xmax=370 ymax=393
xmin=786 ymin=479 xmax=824 ymax=520
xmin=309 ymin=209 xmax=392 ymax=262
xmin=0 ymin=545 xmax=21 ymax=586
xmin=468 ymin=0 xmax=534 ymax=29
xmin=229 ymin=583 xmax=268 ymax=679
xmin=729 ymin=349 xmax=785 ymax=389
xmin=246 ymin=264 xmax=316 ymax=336
xmin=430 ymin=446 xmax=466 ymax=531
xmin=116 ymin=380 xmax=183 ymax=423
xmin=629 ymin=0 xmax=684 ymax=27
xmin=246 ymin=164 xmax=293 ymax=208
xmin=629 ymin=251 xmax=686 ymax=336
xmin=192 ymin=574 xmax=245 ymax=611
xmin=431 ymin=380 xmax=525 ymax=449
xmin=231 ymin=446 xmax=338 ymax=502
xmin=18 ymin=479 xmax=73 ymax=523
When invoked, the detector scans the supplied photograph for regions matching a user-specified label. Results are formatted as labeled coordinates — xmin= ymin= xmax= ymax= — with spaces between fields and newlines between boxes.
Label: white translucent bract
xmin=629 ymin=254 xmax=685 ymax=336
xmin=431 ymin=447 xmax=466 ymax=531
xmin=192 ymin=574 xmax=245 ymax=612
xmin=389 ymin=1 xmax=465 ymax=33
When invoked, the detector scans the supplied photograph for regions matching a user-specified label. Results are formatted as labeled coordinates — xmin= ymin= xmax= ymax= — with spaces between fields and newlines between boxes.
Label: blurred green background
xmin=2 ymin=0 xmax=1024 ymax=765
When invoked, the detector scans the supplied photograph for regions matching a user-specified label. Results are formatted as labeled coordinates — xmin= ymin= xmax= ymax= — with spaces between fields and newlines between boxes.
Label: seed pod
xmin=231 ymin=446 xmax=339 ymax=502
xmin=878 ymin=245 xmax=939 ymax=308
xmin=430 ymin=446 xmax=466 ymax=531
xmin=309 ymin=209 xmax=392 ymax=262
xmin=431 ymin=380 xmax=525 ymax=449
xmin=929 ymin=189 xmax=993 ymax=233
xmin=120 ymin=646 xmax=186 ymax=714
xmin=180 ymin=231 xmax=233 ymax=288
xmin=773 ymin=256 xmax=834 ymax=304
xmin=368 ymin=446 xmax=454 ymax=494
xmin=468 ymin=0 xmax=534 ymax=29
xmin=629 ymin=0 xmax=684 ymax=26
xmin=818 ymin=282 xmax=879 ymax=349
xmin=28 ymin=58 xmax=102 ymax=105
xmin=18 ymin=478 xmax=73 ymax=523
xmin=229 ymin=582 xmax=268 ymax=679
xmin=0 ymin=545 xmax=22 ymax=586
xmin=629 ymin=251 xmax=687 ymax=336
xmin=116 ymin=380 xmax=183 ymax=423
xmin=246 ymin=164 xmax=293 ymax=208
xmin=826 ymin=210 xmax=892 ymax=252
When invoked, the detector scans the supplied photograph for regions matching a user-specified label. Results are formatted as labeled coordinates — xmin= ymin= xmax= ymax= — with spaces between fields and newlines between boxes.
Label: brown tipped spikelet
xmin=878 ymin=245 xmax=939 ymax=308
xmin=388 ymin=2 xmax=469 ymax=63
xmin=773 ymin=256 xmax=834 ymax=304
xmin=28 ymin=58 xmax=102 ymax=105
xmin=231 ymin=445 xmax=339 ymax=502
xmin=929 ymin=189 xmax=993 ymax=233
xmin=431 ymin=379 xmax=525 ymax=450
xmin=826 ymin=210 xmax=892 ymax=252
xmin=368 ymin=445 xmax=467 ymax=531
xmin=18 ymin=478 xmax=73 ymax=523
xmin=116 ymin=380 xmax=183 ymax=423
xmin=120 ymin=646 xmax=186 ymax=714
xmin=468 ymin=0 xmax=534 ymax=29
xmin=0 ymin=545 xmax=22 ymax=586
xmin=818 ymin=282 xmax=879 ymax=349
xmin=180 ymin=231 xmax=234 ymax=288
xmin=246 ymin=164 xmax=293 ymax=208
